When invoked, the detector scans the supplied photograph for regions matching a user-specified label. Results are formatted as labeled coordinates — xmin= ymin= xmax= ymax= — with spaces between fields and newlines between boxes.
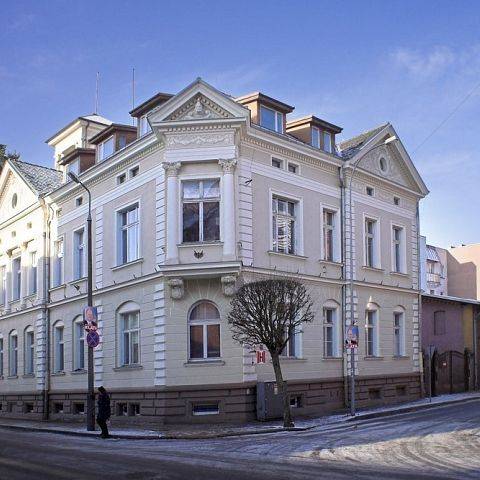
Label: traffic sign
xmin=86 ymin=330 xmax=100 ymax=348
xmin=256 ymin=350 xmax=266 ymax=364
xmin=345 ymin=325 xmax=359 ymax=349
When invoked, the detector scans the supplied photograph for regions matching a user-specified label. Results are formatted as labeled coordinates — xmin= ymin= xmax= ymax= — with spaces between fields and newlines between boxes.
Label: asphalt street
xmin=0 ymin=399 xmax=479 ymax=480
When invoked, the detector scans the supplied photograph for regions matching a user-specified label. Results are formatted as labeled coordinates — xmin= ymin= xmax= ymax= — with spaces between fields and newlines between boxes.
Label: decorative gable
xmin=166 ymin=94 xmax=234 ymax=122
xmin=0 ymin=169 xmax=37 ymax=224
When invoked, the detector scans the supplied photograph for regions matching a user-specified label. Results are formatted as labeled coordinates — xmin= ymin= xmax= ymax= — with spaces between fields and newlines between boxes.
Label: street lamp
xmin=342 ymin=134 xmax=397 ymax=416
xmin=67 ymin=171 xmax=95 ymax=431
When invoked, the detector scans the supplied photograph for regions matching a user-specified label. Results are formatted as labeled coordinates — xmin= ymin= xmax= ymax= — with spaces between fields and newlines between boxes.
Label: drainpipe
xmin=416 ymin=202 xmax=425 ymax=398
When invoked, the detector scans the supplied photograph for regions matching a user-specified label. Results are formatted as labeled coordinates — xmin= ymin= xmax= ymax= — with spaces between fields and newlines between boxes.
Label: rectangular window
xmin=29 ymin=252 xmax=37 ymax=295
xmin=322 ymin=209 xmax=338 ymax=262
xmin=117 ymin=204 xmax=140 ymax=265
xmin=67 ymin=159 xmax=80 ymax=176
xmin=121 ymin=312 xmax=140 ymax=365
xmin=9 ymin=334 xmax=18 ymax=376
xmin=323 ymin=131 xmax=332 ymax=153
xmin=53 ymin=238 xmax=64 ymax=287
xmin=260 ymin=105 xmax=283 ymax=133
xmin=12 ymin=257 xmax=21 ymax=301
xmin=73 ymin=229 xmax=85 ymax=280
xmin=54 ymin=326 xmax=64 ymax=373
xmin=271 ymin=158 xmax=283 ymax=169
xmin=366 ymin=310 xmax=378 ymax=357
xmin=311 ymin=127 xmax=320 ymax=148
xmin=129 ymin=166 xmax=139 ymax=178
xmin=139 ymin=115 xmax=151 ymax=136
xmin=182 ymin=179 xmax=220 ymax=243
xmin=394 ymin=312 xmax=405 ymax=357
xmin=392 ymin=226 xmax=404 ymax=273
xmin=323 ymin=308 xmax=338 ymax=357
xmin=272 ymin=196 xmax=297 ymax=255
xmin=98 ymin=136 xmax=114 ymax=161
xmin=280 ymin=325 xmax=302 ymax=358
xmin=0 ymin=266 xmax=5 ymax=305
xmin=118 ymin=135 xmax=127 ymax=150
xmin=74 ymin=321 xmax=85 ymax=371
xmin=365 ymin=218 xmax=378 ymax=268
xmin=288 ymin=163 xmax=298 ymax=174
xmin=117 ymin=173 xmax=126 ymax=185
xmin=366 ymin=186 xmax=374 ymax=196
xmin=75 ymin=197 xmax=83 ymax=207
xmin=393 ymin=196 xmax=400 ymax=206
xmin=25 ymin=330 xmax=34 ymax=375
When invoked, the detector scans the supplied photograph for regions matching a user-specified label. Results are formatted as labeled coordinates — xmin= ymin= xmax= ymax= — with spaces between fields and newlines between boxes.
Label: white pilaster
xmin=162 ymin=162 xmax=181 ymax=264
xmin=219 ymin=159 xmax=237 ymax=261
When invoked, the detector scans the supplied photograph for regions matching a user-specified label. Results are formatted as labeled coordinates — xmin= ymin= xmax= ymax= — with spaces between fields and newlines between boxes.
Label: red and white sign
xmin=256 ymin=350 xmax=266 ymax=364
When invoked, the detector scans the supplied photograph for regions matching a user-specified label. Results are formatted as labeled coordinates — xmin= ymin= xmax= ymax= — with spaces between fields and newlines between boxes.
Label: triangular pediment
xmin=166 ymin=93 xmax=233 ymax=121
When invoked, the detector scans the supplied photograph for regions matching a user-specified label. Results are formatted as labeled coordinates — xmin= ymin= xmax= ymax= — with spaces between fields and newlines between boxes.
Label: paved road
xmin=0 ymin=400 xmax=479 ymax=480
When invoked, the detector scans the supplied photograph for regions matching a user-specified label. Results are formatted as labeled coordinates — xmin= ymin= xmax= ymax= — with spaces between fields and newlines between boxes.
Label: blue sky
xmin=1 ymin=0 xmax=479 ymax=248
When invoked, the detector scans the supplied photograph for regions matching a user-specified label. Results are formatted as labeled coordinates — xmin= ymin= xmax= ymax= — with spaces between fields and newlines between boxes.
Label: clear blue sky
xmin=1 ymin=0 xmax=479 ymax=248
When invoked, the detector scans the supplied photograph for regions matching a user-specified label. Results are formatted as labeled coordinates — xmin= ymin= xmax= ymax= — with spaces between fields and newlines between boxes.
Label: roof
xmin=46 ymin=114 xmax=112 ymax=144
xmin=9 ymin=158 xmax=63 ymax=195
xmin=422 ymin=293 xmax=480 ymax=306
xmin=426 ymin=245 xmax=441 ymax=262
xmin=338 ymin=123 xmax=389 ymax=160
xmin=286 ymin=115 xmax=343 ymax=134
xmin=89 ymin=123 xmax=137 ymax=145
xmin=235 ymin=92 xmax=294 ymax=113
xmin=129 ymin=92 xmax=174 ymax=117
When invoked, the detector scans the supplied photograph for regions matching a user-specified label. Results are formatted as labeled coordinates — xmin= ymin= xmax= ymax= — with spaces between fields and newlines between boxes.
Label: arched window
xmin=24 ymin=326 xmax=35 ymax=375
xmin=393 ymin=306 xmax=406 ymax=357
xmin=9 ymin=330 xmax=18 ymax=377
xmin=53 ymin=321 xmax=65 ymax=373
xmin=188 ymin=301 xmax=221 ymax=360
xmin=73 ymin=317 xmax=86 ymax=371
xmin=365 ymin=303 xmax=380 ymax=357
xmin=117 ymin=302 xmax=140 ymax=366
xmin=323 ymin=300 xmax=340 ymax=358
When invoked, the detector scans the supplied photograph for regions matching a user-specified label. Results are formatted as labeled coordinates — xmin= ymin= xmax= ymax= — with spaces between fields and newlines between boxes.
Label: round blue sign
xmin=86 ymin=330 xmax=100 ymax=348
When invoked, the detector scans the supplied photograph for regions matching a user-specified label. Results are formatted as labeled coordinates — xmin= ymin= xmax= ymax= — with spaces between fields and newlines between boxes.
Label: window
xmin=288 ymin=163 xmax=298 ymax=174
xmin=393 ymin=310 xmax=405 ymax=357
xmin=182 ymin=179 xmax=220 ymax=243
xmin=12 ymin=257 xmax=21 ymax=301
xmin=0 ymin=337 xmax=3 ymax=377
xmin=366 ymin=186 xmax=374 ymax=196
xmin=379 ymin=157 xmax=387 ymax=172
xmin=73 ymin=318 xmax=85 ymax=371
xmin=11 ymin=193 xmax=18 ymax=208
xmin=260 ymin=105 xmax=283 ymax=133
xmin=29 ymin=252 xmax=37 ymax=295
xmin=280 ymin=324 xmax=302 ymax=358
xmin=120 ymin=311 xmax=140 ymax=366
xmin=188 ymin=301 xmax=221 ymax=360
xmin=118 ymin=135 xmax=127 ymax=150
xmin=67 ymin=160 xmax=79 ymax=176
xmin=322 ymin=209 xmax=338 ymax=262
xmin=75 ymin=197 xmax=83 ymax=207
xmin=272 ymin=158 xmax=283 ymax=169
xmin=24 ymin=327 xmax=34 ymax=375
xmin=139 ymin=115 xmax=151 ymax=136
xmin=53 ymin=323 xmax=64 ymax=373
xmin=364 ymin=218 xmax=378 ymax=268
xmin=393 ymin=196 xmax=400 ymax=206
xmin=9 ymin=331 xmax=18 ymax=376
xmin=117 ymin=204 xmax=140 ymax=265
xmin=365 ymin=309 xmax=379 ymax=357
xmin=117 ymin=173 xmax=126 ymax=185
xmin=323 ymin=306 xmax=339 ymax=357
xmin=98 ymin=136 xmax=114 ymax=161
xmin=129 ymin=166 xmax=139 ymax=178
xmin=0 ymin=266 xmax=6 ymax=305
xmin=192 ymin=403 xmax=219 ymax=416
xmin=434 ymin=311 xmax=446 ymax=335
xmin=73 ymin=229 xmax=85 ymax=280
xmin=311 ymin=127 xmax=320 ymax=148
xmin=323 ymin=131 xmax=332 ymax=153
xmin=392 ymin=226 xmax=404 ymax=273
xmin=53 ymin=238 xmax=64 ymax=287
xmin=272 ymin=196 xmax=297 ymax=254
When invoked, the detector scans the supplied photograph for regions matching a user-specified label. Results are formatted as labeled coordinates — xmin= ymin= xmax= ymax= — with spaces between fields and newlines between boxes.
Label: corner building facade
xmin=0 ymin=79 xmax=428 ymax=423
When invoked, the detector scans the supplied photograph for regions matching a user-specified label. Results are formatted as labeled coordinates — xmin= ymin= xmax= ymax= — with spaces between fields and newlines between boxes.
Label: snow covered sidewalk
xmin=0 ymin=391 xmax=479 ymax=440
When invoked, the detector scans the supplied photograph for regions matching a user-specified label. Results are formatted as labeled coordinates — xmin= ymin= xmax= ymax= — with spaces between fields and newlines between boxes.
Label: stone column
xmin=162 ymin=162 xmax=181 ymax=264
xmin=4 ymin=251 xmax=12 ymax=313
xmin=219 ymin=159 xmax=237 ymax=261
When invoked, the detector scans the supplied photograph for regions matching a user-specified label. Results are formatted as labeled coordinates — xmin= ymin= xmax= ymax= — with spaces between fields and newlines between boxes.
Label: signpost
xmin=345 ymin=324 xmax=359 ymax=416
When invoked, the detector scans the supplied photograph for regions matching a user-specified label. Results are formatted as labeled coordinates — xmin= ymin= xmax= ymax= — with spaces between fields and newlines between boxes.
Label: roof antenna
xmin=94 ymin=71 xmax=100 ymax=114
xmin=132 ymin=67 xmax=136 ymax=126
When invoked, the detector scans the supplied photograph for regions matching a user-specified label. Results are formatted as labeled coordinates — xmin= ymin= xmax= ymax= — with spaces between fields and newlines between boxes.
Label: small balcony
xmin=427 ymin=272 xmax=441 ymax=285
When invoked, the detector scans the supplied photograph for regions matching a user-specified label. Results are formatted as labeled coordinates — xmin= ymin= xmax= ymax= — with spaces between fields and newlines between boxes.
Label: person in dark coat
xmin=97 ymin=386 xmax=111 ymax=438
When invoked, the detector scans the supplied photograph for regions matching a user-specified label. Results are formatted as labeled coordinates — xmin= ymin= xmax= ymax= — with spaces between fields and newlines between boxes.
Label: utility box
xmin=256 ymin=381 xmax=283 ymax=421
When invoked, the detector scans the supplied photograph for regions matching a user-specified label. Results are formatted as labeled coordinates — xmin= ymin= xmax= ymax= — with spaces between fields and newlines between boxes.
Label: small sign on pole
xmin=83 ymin=306 xmax=98 ymax=332
xmin=345 ymin=324 xmax=359 ymax=349
xmin=86 ymin=330 xmax=100 ymax=348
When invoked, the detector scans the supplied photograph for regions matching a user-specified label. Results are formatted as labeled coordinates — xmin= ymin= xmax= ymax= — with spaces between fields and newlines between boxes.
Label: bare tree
xmin=228 ymin=277 xmax=314 ymax=427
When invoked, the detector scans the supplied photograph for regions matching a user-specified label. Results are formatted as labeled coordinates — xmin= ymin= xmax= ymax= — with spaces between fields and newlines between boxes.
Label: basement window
xmin=192 ymin=403 xmax=220 ymax=416
xmin=289 ymin=395 xmax=303 ymax=408
xmin=396 ymin=385 xmax=407 ymax=397
xmin=129 ymin=403 xmax=141 ymax=416
xmin=53 ymin=402 xmax=64 ymax=414
xmin=73 ymin=403 xmax=85 ymax=415
xmin=24 ymin=403 xmax=34 ymax=413
xmin=368 ymin=388 xmax=382 ymax=400
xmin=116 ymin=403 xmax=128 ymax=416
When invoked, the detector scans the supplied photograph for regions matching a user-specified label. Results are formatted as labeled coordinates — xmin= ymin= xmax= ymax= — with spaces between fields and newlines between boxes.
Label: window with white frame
xmin=29 ymin=252 xmax=37 ymax=295
xmin=12 ymin=256 xmax=21 ymax=301
xmin=9 ymin=331 xmax=18 ymax=376
xmin=271 ymin=157 xmax=283 ymax=169
xmin=98 ymin=136 xmax=114 ymax=161
xmin=0 ymin=266 xmax=5 ymax=305
xmin=139 ymin=115 xmax=151 ymax=136
xmin=364 ymin=218 xmax=379 ymax=268
xmin=73 ymin=229 xmax=85 ymax=280
xmin=53 ymin=322 xmax=65 ymax=373
xmin=393 ymin=310 xmax=405 ymax=357
xmin=53 ymin=238 xmax=64 ymax=287
xmin=0 ymin=336 xmax=3 ymax=377
xmin=311 ymin=127 xmax=320 ymax=148
xmin=188 ymin=301 xmax=221 ymax=360
xmin=260 ymin=105 xmax=283 ymax=133
xmin=24 ymin=326 xmax=34 ymax=375
xmin=67 ymin=159 xmax=80 ymax=176
xmin=365 ymin=309 xmax=379 ymax=357
xmin=323 ymin=131 xmax=332 ymax=153
xmin=322 ymin=208 xmax=339 ymax=262
xmin=119 ymin=309 xmax=140 ymax=366
xmin=392 ymin=225 xmax=405 ymax=273
xmin=272 ymin=196 xmax=297 ymax=255
xmin=182 ymin=179 xmax=220 ymax=243
xmin=280 ymin=324 xmax=302 ymax=358
xmin=73 ymin=317 xmax=85 ymax=371
xmin=117 ymin=204 xmax=140 ymax=265
xmin=288 ymin=162 xmax=298 ymax=174
xmin=323 ymin=305 xmax=340 ymax=357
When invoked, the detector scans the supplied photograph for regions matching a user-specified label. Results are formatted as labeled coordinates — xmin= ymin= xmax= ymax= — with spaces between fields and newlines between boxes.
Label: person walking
xmin=96 ymin=386 xmax=111 ymax=438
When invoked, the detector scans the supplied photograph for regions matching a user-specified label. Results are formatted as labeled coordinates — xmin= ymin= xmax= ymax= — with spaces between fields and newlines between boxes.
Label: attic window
xmin=129 ymin=166 xmax=139 ymax=178
xmin=311 ymin=127 xmax=320 ymax=148
xmin=272 ymin=158 xmax=283 ymax=169
xmin=260 ymin=106 xmax=283 ymax=133
xmin=366 ymin=187 xmax=374 ymax=197
xmin=76 ymin=197 xmax=83 ymax=207
xmin=117 ymin=173 xmax=127 ymax=185
xmin=379 ymin=157 xmax=387 ymax=172
xmin=11 ymin=194 xmax=18 ymax=208
xmin=394 ymin=196 xmax=400 ymax=206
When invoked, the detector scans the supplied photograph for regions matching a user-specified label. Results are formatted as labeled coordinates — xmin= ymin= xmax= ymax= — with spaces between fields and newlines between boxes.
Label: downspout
xmin=339 ymin=166 xmax=348 ymax=408
xmin=416 ymin=202 xmax=425 ymax=398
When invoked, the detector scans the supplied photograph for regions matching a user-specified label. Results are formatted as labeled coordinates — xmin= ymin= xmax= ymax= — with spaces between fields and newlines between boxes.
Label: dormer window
xmin=98 ymin=136 xmax=114 ymax=161
xmin=67 ymin=159 xmax=79 ymax=176
xmin=323 ymin=131 xmax=332 ymax=153
xmin=260 ymin=105 xmax=283 ymax=133
xmin=311 ymin=127 xmax=320 ymax=148
xmin=139 ymin=115 xmax=151 ymax=136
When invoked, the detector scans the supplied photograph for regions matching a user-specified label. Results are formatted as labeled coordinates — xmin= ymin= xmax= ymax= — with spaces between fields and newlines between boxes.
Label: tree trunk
xmin=271 ymin=352 xmax=294 ymax=428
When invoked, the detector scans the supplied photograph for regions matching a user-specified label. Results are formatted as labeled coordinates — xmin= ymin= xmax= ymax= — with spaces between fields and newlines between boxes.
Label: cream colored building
xmin=0 ymin=78 xmax=428 ymax=423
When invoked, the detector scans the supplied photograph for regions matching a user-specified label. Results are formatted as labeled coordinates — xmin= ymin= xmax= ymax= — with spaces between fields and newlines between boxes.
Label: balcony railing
xmin=427 ymin=272 xmax=441 ymax=285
